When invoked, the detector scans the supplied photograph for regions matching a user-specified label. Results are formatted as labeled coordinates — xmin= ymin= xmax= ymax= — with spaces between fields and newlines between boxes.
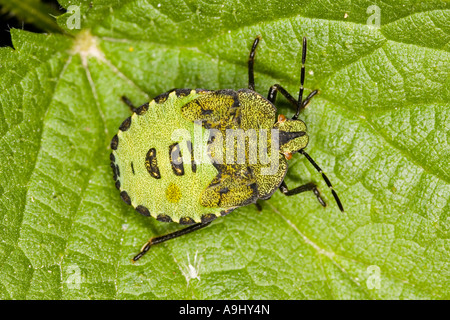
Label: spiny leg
xmin=279 ymin=181 xmax=326 ymax=207
xmin=133 ymin=222 xmax=212 ymax=262
xmin=248 ymin=35 xmax=262 ymax=91
xmin=299 ymin=149 xmax=344 ymax=212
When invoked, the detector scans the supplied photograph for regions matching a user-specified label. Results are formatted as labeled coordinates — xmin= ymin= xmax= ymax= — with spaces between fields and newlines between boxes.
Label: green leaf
xmin=1 ymin=0 xmax=449 ymax=299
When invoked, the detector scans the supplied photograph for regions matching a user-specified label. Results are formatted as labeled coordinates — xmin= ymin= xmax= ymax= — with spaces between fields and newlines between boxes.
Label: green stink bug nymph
xmin=110 ymin=36 xmax=344 ymax=262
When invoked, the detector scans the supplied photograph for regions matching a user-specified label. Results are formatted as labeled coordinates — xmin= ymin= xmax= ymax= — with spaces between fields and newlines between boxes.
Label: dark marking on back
xmin=154 ymin=89 xmax=175 ymax=103
xmin=110 ymin=134 xmax=118 ymax=150
xmin=186 ymin=140 xmax=196 ymax=173
xmin=239 ymin=183 xmax=258 ymax=206
xmin=218 ymin=89 xmax=241 ymax=122
xmin=131 ymin=161 xmax=135 ymax=175
xmin=201 ymin=109 xmax=213 ymax=115
xmin=136 ymin=205 xmax=150 ymax=217
xmin=179 ymin=217 xmax=195 ymax=225
xmin=157 ymin=214 xmax=173 ymax=223
xmin=135 ymin=102 xmax=149 ymax=115
xmin=169 ymin=143 xmax=184 ymax=176
xmin=110 ymin=162 xmax=117 ymax=180
xmin=115 ymin=180 xmax=121 ymax=190
xmin=219 ymin=187 xmax=229 ymax=195
xmin=115 ymin=164 xmax=120 ymax=177
xmin=109 ymin=153 xmax=115 ymax=162
xmin=201 ymin=213 xmax=217 ymax=223
xmin=145 ymin=148 xmax=161 ymax=179
xmin=216 ymin=186 xmax=230 ymax=206
xmin=119 ymin=116 xmax=132 ymax=131
xmin=186 ymin=89 xmax=241 ymax=130
xmin=279 ymin=131 xmax=306 ymax=146
xmin=175 ymin=89 xmax=191 ymax=97
xmin=120 ymin=191 xmax=131 ymax=205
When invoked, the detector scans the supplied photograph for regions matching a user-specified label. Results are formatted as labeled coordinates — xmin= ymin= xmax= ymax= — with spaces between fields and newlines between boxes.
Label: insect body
xmin=110 ymin=36 xmax=344 ymax=261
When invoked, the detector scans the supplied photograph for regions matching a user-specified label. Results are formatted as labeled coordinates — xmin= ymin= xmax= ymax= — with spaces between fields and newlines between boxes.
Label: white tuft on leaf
xmin=179 ymin=251 xmax=203 ymax=286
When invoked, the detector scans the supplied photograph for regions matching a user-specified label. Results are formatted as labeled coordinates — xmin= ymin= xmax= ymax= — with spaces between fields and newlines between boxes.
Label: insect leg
xmin=132 ymin=222 xmax=212 ymax=262
xmin=279 ymin=181 xmax=326 ymax=207
xmin=267 ymin=84 xmax=297 ymax=107
xmin=299 ymin=149 xmax=345 ymax=212
xmin=267 ymin=84 xmax=319 ymax=116
xmin=255 ymin=200 xmax=263 ymax=212
xmin=248 ymin=35 xmax=262 ymax=91
xmin=121 ymin=95 xmax=137 ymax=113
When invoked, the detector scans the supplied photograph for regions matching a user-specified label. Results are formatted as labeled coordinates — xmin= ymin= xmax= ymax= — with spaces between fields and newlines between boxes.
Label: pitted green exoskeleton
xmin=111 ymin=35 xmax=344 ymax=262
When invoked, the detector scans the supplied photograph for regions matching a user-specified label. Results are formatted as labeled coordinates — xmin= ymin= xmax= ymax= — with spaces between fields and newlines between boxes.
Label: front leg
xmin=267 ymin=84 xmax=319 ymax=116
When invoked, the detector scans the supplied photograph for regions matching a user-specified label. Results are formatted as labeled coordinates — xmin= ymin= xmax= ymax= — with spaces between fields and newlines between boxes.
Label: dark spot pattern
xmin=120 ymin=191 xmax=131 ymax=205
xmin=156 ymin=214 xmax=173 ymax=223
xmin=110 ymin=134 xmax=118 ymax=150
xmin=186 ymin=140 xmax=196 ymax=173
xmin=218 ymin=187 xmax=229 ymax=195
xmin=135 ymin=102 xmax=149 ymax=115
xmin=201 ymin=109 xmax=213 ymax=115
xmin=119 ymin=116 xmax=132 ymax=131
xmin=154 ymin=90 xmax=174 ymax=103
xmin=136 ymin=205 xmax=150 ymax=217
xmin=145 ymin=148 xmax=161 ymax=179
xmin=169 ymin=143 xmax=184 ymax=176
xmin=201 ymin=213 xmax=217 ymax=223
xmin=179 ymin=217 xmax=196 ymax=225
xmin=110 ymin=162 xmax=117 ymax=180
xmin=175 ymin=89 xmax=191 ymax=97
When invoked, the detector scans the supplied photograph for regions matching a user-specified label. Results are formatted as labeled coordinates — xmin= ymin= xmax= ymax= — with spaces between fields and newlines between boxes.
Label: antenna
xmin=248 ymin=35 xmax=262 ymax=91
xmin=293 ymin=37 xmax=307 ymax=120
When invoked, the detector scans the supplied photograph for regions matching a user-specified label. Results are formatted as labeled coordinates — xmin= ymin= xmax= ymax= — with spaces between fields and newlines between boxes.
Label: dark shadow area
xmin=0 ymin=0 xmax=64 ymax=48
